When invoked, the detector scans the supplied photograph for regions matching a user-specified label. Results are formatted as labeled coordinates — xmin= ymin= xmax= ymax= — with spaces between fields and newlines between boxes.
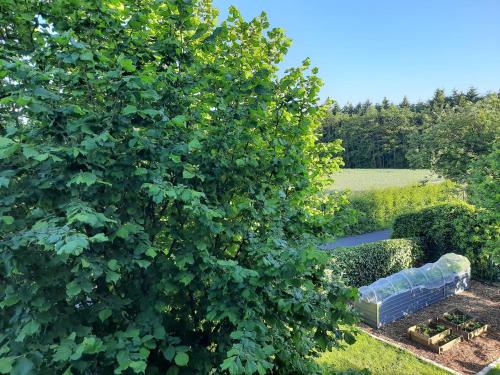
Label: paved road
xmin=321 ymin=229 xmax=392 ymax=250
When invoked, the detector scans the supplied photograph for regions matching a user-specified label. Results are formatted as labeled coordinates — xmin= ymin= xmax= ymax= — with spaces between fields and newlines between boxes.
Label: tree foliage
xmin=0 ymin=1 xmax=356 ymax=373
xmin=467 ymin=144 xmax=500 ymax=212
xmin=322 ymin=89 xmax=496 ymax=169
xmin=322 ymin=105 xmax=416 ymax=168
xmin=411 ymin=95 xmax=500 ymax=183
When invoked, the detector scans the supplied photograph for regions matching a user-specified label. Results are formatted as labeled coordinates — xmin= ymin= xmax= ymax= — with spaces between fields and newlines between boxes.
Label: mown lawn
xmin=327 ymin=169 xmax=443 ymax=192
xmin=318 ymin=331 xmax=451 ymax=375
xmin=488 ymin=364 xmax=500 ymax=374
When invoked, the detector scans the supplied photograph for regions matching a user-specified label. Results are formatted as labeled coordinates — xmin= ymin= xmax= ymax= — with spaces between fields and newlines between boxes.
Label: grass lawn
xmin=328 ymin=169 xmax=443 ymax=192
xmin=318 ymin=331 xmax=451 ymax=375
xmin=487 ymin=364 xmax=500 ymax=374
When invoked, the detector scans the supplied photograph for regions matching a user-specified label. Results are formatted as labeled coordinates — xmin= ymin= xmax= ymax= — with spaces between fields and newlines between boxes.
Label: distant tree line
xmin=321 ymin=88 xmax=495 ymax=169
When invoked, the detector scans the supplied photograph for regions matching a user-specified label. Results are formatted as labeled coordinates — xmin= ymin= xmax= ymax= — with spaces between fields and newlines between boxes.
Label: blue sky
xmin=212 ymin=0 xmax=500 ymax=105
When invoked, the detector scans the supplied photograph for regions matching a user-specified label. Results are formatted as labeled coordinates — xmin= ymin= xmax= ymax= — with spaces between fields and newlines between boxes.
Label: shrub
xmin=0 ymin=2 xmax=357 ymax=374
xmin=344 ymin=181 xmax=458 ymax=235
xmin=467 ymin=144 xmax=500 ymax=212
xmin=328 ymin=239 xmax=424 ymax=287
xmin=392 ymin=203 xmax=499 ymax=280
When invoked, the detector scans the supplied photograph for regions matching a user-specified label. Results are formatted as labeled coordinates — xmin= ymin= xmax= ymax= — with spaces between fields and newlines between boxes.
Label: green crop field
xmin=327 ymin=169 xmax=443 ymax=193
xmin=318 ymin=331 xmax=451 ymax=375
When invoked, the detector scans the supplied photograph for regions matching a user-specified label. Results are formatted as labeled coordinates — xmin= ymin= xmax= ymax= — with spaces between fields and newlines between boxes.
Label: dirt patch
xmin=360 ymin=280 xmax=500 ymax=375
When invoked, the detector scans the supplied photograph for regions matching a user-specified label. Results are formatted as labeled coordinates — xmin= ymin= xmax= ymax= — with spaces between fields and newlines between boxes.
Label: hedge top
xmin=327 ymin=238 xmax=423 ymax=288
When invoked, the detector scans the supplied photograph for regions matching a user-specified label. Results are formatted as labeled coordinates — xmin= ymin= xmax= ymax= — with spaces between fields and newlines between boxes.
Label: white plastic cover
xmin=358 ymin=253 xmax=470 ymax=304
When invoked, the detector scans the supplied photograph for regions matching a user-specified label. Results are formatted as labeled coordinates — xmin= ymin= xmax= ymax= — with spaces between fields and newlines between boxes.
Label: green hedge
xmin=392 ymin=202 xmax=499 ymax=280
xmin=344 ymin=181 xmax=458 ymax=235
xmin=328 ymin=239 xmax=424 ymax=287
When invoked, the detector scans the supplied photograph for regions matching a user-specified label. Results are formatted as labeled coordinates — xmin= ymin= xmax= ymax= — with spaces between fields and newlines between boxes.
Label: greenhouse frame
xmin=355 ymin=253 xmax=471 ymax=328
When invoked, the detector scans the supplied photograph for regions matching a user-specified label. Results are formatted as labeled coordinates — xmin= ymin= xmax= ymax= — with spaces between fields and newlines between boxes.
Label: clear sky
xmin=211 ymin=0 xmax=500 ymax=105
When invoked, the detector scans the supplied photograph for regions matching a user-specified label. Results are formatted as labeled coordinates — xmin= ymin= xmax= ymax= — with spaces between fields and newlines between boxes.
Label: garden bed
xmin=361 ymin=280 xmax=500 ymax=374
xmin=408 ymin=319 xmax=451 ymax=345
xmin=438 ymin=309 xmax=489 ymax=340
xmin=439 ymin=309 xmax=474 ymax=330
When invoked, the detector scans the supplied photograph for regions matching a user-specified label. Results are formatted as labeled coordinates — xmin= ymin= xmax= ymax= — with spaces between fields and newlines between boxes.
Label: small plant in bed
xmin=444 ymin=310 xmax=473 ymax=326
xmin=436 ymin=333 xmax=460 ymax=345
xmin=416 ymin=322 xmax=447 ymax=338
xmin=463 ymin=321 xmax=484 ymax=333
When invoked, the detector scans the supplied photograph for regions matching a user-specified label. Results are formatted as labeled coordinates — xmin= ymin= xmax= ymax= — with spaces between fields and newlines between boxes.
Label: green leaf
xmin=0 ymin=357 xmax=14 ymax=374
xmin=141 ymin=108 xmax=159 ymax=117
xmin=0 ymin=216 xmax=14 ymax=225
xmin=145 ymin=247 xmax=157 ymax=258
xmin=33 ymin=153 xmax=49 ymax=162
xmin=66 ymin=281 xmax=81 ymax=298
xmin=68 ymin=172 xmax=97 ymax=187
xmin=179 ymin=273 xmax=194 ymax=285
xmin=17 ymin=320 xmax=40 ymax=342
xmin=162 ymin=346 xmax=175 ymax=361
xmin=188 ymin=139 xmax=201 ymax=151
xmin=129 ymin=361 xmax=146 ymax=373
xmin=174 ymin=352 xmax=189 ymax=367
xmin=0 ymin=176 xmax=9 ymax=188
xmin=119 ymin=58 xmax=136 ymax=72
xmin=116 ymin=226 xmax=129 ymax=239
xmin=53 ymin=345 xmax=73 ymax=362
xmin=0 ymin=295 xmax=20 ymax=308
xmin=107 ymin=259 xmax=119 ymax=271
xmin=0 ymin=137 xmax=15 ymax=148
xmin=170 ymin=155 xmax=181 ymax=164
xmin=89 ymin=233 xmax=109 ymax=243
xmin=11 ymin=358 xmax=34 ymax=375
xmin=22 ymin=146 xmax=39 ymax=159
xmin=122 ymin=105 xmax=137 ymax=115
xmin=182 ymin=170 xmax=195 ymax=179
xmin=98 ymin=308 xmax=112 ymax=322
xmin=134 ymin=259 xmax=151 ymax=269
xmin=0 ymin=137 xmax=19 ymax=159
xmin=34 ymin=87 xmax=59 ymax=100
xmin=171 ymin=115 xmax=186 ymax=126
xmin=106 ymin=271 xmax=120 ymax=284
xmin=79 ymin=51 xmax=93 ymax=61
xmin=116 ymin=350 xmax=130 ymax=367
xmin=58 ymin=234 xmax=89 ymax=256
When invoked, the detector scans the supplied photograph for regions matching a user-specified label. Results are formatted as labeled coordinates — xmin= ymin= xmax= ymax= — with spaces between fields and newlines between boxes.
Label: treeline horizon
xmin=321 ymin=87 xmax=499 ymax=169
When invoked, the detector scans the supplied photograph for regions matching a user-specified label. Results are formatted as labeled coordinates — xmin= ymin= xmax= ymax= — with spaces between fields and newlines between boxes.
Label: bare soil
xmin=360 ymin=280 xmax=500 ymax=375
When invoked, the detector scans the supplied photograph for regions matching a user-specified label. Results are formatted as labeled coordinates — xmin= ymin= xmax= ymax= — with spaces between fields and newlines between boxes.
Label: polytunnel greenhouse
xmin=355 ymin=253 xmax=471 ymax=328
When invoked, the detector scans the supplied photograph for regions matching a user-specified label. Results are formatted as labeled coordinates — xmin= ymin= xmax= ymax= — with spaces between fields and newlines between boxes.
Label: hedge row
xmin=327 ymin=239 xmax=424 ymax=287
xmin=344 ymin=181 xmax=458 ymax=235
xmin=392 ymin=202 xmax=499 ymax=280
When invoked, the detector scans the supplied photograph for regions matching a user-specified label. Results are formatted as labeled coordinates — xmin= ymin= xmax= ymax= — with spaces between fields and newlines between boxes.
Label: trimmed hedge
xmin=392 ymin=202 xmax=499 ymax=280
xmin=328 ymin=239 xmax=424 ymax=287
xmin=344 ymin=181 xmax=459 ymax=235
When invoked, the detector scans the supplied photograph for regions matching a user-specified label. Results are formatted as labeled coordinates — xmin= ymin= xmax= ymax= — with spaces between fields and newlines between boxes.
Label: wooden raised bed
xmin=438 ymin=308 xmax=474 ymax=330
xmin=438 ymin=309 xmax=488 ymax=340
xmin=408 ymin=319 xmax=450 ymax=345
xmin=430 ymin=333 xmax=462 ymax=354
xmin=460 ymin=320 xmax=488 ymax=340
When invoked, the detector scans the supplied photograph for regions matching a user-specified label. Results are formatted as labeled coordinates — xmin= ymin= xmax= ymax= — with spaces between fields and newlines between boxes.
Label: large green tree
xmin=321 ymin=89 xmax=494 ymax=170
xmin=0 ymin=1 xmax=356 ymax=374
xmin=322 ymin=103 xmax=418 ymax=168
xmin=414 ymin=95 xmax=500 ymax=183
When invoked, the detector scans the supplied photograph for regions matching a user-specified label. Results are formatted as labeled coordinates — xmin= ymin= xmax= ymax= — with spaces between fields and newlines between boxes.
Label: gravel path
xmin=321 ymin=229 xmax=392 ymax=249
